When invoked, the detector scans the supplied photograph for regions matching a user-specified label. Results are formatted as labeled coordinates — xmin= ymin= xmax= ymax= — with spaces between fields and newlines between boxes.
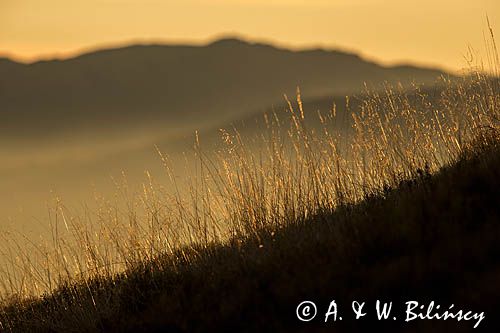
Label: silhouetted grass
xmin=0 ymin=30 xmax=498 ymax=332
xmin=1 ymin=130 xmax=499 ymax=332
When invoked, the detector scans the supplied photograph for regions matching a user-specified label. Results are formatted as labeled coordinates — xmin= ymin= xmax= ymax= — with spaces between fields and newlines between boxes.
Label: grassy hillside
xmin=1 ymin=125 xmax=499 ymax=332
xmin=0 ymin=34 xmax=498 ymax=331
xmin=0 ymin=67 xmax=498 ymax=331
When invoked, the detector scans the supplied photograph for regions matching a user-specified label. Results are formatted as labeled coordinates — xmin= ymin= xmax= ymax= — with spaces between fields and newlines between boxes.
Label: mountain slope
xmin=2 ymin=136 xmax=498 ymax=333
xmin=0 ymin=38 xmax=447 ymax=141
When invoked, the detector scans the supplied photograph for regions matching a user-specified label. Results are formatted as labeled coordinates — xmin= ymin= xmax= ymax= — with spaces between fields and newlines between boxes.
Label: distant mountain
xmin=0 ymin=38 xmax=449 ymax=142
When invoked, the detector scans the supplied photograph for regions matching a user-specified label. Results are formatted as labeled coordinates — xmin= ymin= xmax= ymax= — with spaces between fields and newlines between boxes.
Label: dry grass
xmin=0 ymin=32 xmax=498 ymax=332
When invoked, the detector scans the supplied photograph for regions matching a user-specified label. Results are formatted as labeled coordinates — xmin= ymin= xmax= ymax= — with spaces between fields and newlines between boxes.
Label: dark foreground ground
xmin=2 ymin=139 xmax=499 ymax=332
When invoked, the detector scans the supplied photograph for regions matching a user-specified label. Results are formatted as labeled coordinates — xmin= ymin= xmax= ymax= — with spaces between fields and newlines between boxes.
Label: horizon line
xmin=0 ymin=35 xmax=455 ymax=74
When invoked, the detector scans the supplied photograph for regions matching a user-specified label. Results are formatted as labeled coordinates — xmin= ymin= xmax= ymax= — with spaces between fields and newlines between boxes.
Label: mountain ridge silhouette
xmin=0 ymin=37 xmax=449 ymax=142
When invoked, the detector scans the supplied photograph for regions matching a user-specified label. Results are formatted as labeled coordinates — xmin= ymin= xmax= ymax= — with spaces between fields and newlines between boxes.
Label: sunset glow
xmin=1 ymin=0 xmax=498 ymax=72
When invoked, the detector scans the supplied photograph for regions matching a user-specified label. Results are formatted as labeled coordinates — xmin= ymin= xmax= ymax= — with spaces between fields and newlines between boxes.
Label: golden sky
xmin=1 ymin=0 xmax=499 ymax=72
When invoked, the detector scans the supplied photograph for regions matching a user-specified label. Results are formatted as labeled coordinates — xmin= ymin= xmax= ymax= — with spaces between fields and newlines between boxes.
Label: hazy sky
xmin=1 ymin=0 xmax=499 ymax=72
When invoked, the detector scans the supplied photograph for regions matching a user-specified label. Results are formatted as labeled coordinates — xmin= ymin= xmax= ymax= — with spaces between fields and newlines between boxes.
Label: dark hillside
xmin=2 ymin=137 xmax=498 ymax=332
